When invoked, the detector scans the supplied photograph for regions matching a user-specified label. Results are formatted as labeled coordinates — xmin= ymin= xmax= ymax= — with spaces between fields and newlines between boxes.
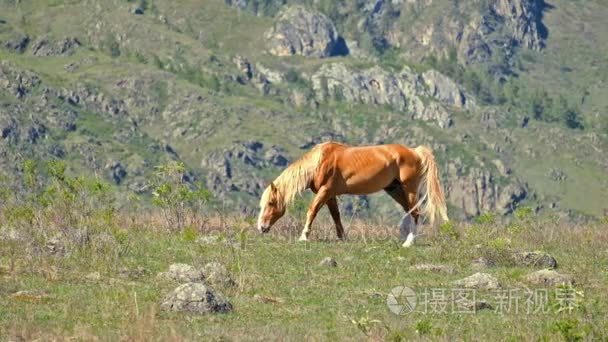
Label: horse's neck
xmin=275 ymin=163 xmax=311 ymax=205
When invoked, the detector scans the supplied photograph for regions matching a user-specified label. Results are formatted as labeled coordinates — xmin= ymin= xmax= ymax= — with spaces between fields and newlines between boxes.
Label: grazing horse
xmin=257 ymin=142 xmax=448 ymax=247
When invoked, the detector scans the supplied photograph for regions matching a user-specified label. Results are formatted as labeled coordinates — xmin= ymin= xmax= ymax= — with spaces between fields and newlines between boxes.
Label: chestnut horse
xmin=257 ymin=142 xmax=448 ymax=247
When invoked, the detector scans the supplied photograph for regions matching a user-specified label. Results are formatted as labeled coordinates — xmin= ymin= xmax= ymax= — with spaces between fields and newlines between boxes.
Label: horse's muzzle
xmin=258 ymin=224 xmax=271 ymax=234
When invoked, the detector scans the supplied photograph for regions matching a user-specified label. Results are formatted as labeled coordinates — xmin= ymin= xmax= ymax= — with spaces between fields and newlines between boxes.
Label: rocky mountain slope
xmin=0 ymin=0 xmax=606 ymax=221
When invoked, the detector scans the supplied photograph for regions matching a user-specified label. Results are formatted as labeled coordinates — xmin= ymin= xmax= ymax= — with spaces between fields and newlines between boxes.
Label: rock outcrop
xmin=310 ymin=63 xmax=456 ymax=128
xmin=201 ymin=140 xmax=290 ymax=198
xmin=386 ymin=0 xmax=545 ymax=65
xmin=30 ymin=36 xmax=81 ymax=57
xmin=445 ymin=158 xmax=527 ymax=217
xmin=265 ymin=6 xmax=345 ymax=58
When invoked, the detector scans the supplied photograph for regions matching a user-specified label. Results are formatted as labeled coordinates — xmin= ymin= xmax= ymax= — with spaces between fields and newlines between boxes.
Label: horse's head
xmin=257 ymin=182 xmax=285 ymax=233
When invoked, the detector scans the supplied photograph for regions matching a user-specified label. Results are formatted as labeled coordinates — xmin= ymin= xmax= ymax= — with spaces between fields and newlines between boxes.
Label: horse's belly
xmin=343 ymin=168 xmax=396 ymax=195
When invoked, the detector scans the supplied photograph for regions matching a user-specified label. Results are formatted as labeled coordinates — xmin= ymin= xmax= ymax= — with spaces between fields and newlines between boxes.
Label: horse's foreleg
xmin=299 ymin=187 xmax=331 ymax=242
xmin=326 ymin=197 xmax=345 ymax=240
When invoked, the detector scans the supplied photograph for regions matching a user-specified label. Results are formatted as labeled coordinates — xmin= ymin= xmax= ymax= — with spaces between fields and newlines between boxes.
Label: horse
xmin=257 ymin=142 xmax=449 ymax=247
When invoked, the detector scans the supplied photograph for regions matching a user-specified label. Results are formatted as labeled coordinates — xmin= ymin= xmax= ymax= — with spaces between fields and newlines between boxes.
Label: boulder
xmin=471 ymin=257 xmax=495 ymax=270
xmin=319 ymin=257 xmax=338 ymax=267
xmin=512 ymin=251 xmax=557 ymax=268
xmin=157 ymin=263 xmax=204 ymax=283
xmin=525 ymin=269 xmax=574 ymax=286
xmin=452 ymin=272 xmax=501 ymax=290
xmin=265 ymin=6 xmax=344 ymax=58
xmin=202 ymin=262 xmax=235 ymax=288
xmin=160 ymin=283 xmax=232 ymax=314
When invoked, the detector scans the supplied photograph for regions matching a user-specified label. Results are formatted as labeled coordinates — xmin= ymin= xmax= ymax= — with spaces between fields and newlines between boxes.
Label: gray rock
xmin=525 ymin=269 xmax=574 ymax=286
xmin=256 ymin=63 xmax=284 ymax=83
xmin=3 ymin=32 xmax=29 ymax=53
xmin=265 ymin=6 xmax=343 ymax=58
xmin=85 ymin=272 xmax=102 ymax=281
xmin=118 ymin=266 xmax=147 ymax=279
xmin=421 ymin=70 xmax=469 ymax=109
xmin=310 ymin=63 xmax=453 ymax=129
xmin=131 ymin=6 xmax=144 ymax=15
xmin=512 ymin=251 xmax=557 ymax=269
xmin=158 ymin=263 xmax=205 ymax=283
xmin=233 ymin=55 xmax=253 ymax=81
xmin=319 ymin=257 xmax=338 ymax=267
xmin=385 ymin=0 xmax=544 ymax=65
xmin=224 ymin=0 xmax=248 ymax=10
xmin=452 ymin=272 xmax=501 ymax=290
xmin=160 ymin=283 xmax=232 ymax=314
xmin=107 ymin=161 xmax=127 ymax=185
xmin=202 ymin=262 xmax=235 ymax=288
xmin=45 ymin=235 xmax=66 ymax=256
xmin=445 ymin=160 xmax=527 ymax=217
xmin=409 ymin=263 xmax=455 ymax=274
xmin=471 ymin=257 xmax=495 ymax=270
xmin=31 ymin=36 xmax=81 ymax=57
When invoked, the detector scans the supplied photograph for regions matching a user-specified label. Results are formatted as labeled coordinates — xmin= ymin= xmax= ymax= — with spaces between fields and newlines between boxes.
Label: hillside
xmin=1 ymin=0 xmax=607 ymax=220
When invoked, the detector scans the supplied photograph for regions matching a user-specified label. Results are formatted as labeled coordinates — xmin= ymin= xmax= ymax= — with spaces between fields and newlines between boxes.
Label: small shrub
xmin=151 ymin=161 xmax=212 ymax=231
xmin=475 ymin=212 xmax=496 ymax=225
xmin=439 ymin=221 xmax=459 ymax=240
xmin=415 ymin=319 xmax=433 ymax=335
xmin=514 ymin=206 xmax=533 ymax=221
xmin=553 ymin=318 xmax=588 ymax=342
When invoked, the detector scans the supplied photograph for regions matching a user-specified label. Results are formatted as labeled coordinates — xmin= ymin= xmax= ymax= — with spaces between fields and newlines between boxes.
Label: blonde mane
xmin=261 ymin=146 xmax=323 ymax=208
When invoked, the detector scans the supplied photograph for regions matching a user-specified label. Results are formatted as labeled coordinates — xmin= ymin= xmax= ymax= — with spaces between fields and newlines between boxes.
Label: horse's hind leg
xmin=326 ymin=197 xmax=345 ymax=240
xmin=384 ymin=182 xmax=419 ymax=247
xmin=401 ymin=192 xmax=421 ymax=247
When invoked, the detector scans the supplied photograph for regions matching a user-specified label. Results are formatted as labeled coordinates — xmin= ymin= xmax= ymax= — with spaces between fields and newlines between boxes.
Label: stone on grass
xmin=525 ymin=269 xmax=574 ymax=286
xmin=85 ymin=272 xmax=101 ymax=281
xmin=158 ymin=263 xmax=204 ymax=283
xmin=452 ymin=272 xmax=501 ymax=290
xmin=409 ymin=263 xmax=455 ymax=274
xmin=202 ymin=262 xmax=235 ymax=288
xmin=160 ymin=283 xmax=232 ymax=314
xmin=319 ymin=257 xmax=338 ymax=267
xmin=471 ymin=257 xmax=495 ymax=270
xmin=512 ymin=251 xmax=557 ymax=268
xmin=119 ymin=266 xmax=147 ymax=279
xmin=45 ymin=235 xmax=66 ymax=256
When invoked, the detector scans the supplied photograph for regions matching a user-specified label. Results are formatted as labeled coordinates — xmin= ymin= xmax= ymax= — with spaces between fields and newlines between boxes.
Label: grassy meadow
xmin=1 ymin=161 xmax=607 ymax=341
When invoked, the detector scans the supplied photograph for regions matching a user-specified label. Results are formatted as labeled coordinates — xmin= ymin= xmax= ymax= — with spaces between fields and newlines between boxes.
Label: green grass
xmin=1 ymin=213 xmax=607 ymax=340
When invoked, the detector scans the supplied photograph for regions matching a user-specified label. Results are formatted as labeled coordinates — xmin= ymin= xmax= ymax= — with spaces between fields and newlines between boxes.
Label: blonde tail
xmin=414 ymin=146 xmax=449 ymax=225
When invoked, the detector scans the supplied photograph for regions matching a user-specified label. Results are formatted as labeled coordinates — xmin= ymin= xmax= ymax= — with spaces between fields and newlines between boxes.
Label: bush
xmin=151 ymin=161 xmax=212 ymax=231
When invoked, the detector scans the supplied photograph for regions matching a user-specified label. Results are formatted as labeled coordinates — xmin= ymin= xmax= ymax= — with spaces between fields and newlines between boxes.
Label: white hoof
xmin=402 ymin=233 xmax=415 ymax=248
xmin=298 ymin=234 xmax=308 ymax=242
